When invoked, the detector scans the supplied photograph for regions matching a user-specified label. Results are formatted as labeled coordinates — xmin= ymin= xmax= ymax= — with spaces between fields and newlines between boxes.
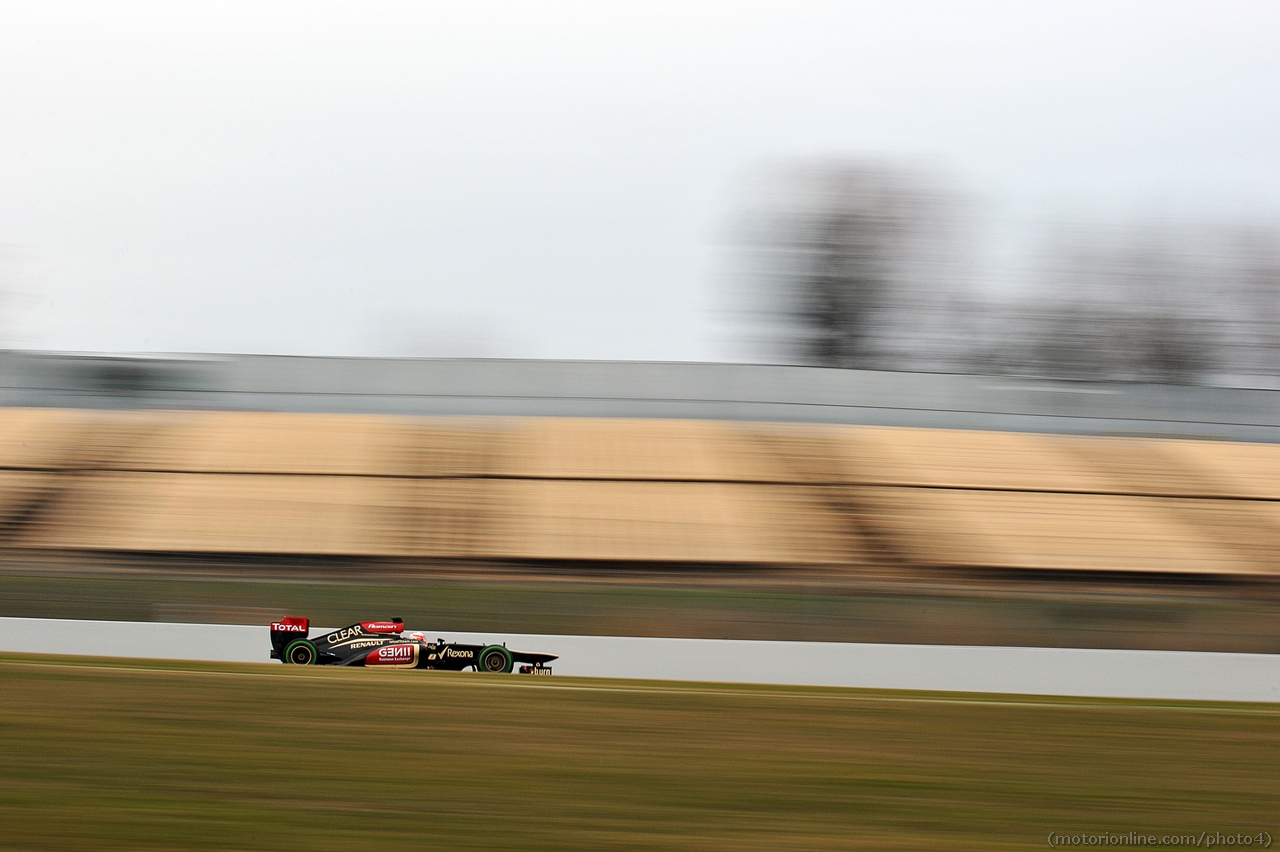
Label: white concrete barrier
xmin=2 ymin=617 xmax=1277 ymax=702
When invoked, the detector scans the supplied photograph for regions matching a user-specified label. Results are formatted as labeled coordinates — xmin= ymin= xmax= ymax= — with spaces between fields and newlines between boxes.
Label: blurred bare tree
xmin=1009 ymin=227 xmax=1221 ymax=383
xmin=729 ymin=158 xmax=1280 ymax=387
xmin=1222 ymin=226 xmax=1280 ymax=380
xmin=733 ymin=161 xmax=964 ymax=370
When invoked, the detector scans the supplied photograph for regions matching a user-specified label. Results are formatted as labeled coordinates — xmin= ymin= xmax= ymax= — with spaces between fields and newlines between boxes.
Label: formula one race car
xmin=269 ymin=617 xmax=555 ymax=674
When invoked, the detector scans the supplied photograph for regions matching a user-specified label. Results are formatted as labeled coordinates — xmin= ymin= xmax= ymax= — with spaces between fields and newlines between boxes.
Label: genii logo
xmin=365 ymin=644 xmax=418 ymax=667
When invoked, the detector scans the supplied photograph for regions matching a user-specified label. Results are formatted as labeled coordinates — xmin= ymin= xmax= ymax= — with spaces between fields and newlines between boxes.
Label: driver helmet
xmin=406 ymin=631 xmax=427 ymax=642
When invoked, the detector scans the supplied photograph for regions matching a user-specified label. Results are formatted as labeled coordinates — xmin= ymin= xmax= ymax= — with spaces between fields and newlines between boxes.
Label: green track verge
xmin=4 ymin=571 xmax=1280 ymax=652
xmin=1 ymin=654 xmax=1276 ymax=851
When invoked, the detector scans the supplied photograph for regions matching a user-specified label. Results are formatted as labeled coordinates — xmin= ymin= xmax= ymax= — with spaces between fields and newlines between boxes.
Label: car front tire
xmin=479 ymin=645 xmax=513 ymax=674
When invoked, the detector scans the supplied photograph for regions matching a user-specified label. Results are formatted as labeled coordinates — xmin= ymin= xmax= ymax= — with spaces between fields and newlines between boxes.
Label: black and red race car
xmin=269 ymin=617 xmax=555 ymax=674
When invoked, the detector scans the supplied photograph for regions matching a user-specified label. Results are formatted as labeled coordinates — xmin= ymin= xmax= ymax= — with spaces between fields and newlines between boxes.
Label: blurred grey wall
xmin=1 ymin=351 xmax=1278 ymax=442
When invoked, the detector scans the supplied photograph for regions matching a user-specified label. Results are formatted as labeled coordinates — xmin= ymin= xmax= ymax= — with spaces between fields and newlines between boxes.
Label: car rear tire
xmin=284 ymin=639 xmax=317 ymax=665
xmin=479 ymin=645 xmax=513 ymax=674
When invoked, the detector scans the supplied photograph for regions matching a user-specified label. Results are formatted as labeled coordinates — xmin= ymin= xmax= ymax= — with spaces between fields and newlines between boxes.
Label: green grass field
xmin=1 ymin=654 xmax=1275 ymax=850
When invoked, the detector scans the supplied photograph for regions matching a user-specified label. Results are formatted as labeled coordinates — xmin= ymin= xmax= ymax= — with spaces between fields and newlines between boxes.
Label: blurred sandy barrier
xmin=2 ymin=408 xmax=1280 ymax=574
xmin=2 ymin=617 xmax=1277 ymax=702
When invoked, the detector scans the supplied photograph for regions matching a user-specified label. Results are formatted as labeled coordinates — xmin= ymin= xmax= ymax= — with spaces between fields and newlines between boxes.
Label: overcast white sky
xmin=1 ymin=1 xmax=1277 ymax=359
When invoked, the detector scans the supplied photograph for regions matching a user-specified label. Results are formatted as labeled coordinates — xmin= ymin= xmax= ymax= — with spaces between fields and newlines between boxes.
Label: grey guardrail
xmin=1 ymin=351 xmax=1278 ymax=441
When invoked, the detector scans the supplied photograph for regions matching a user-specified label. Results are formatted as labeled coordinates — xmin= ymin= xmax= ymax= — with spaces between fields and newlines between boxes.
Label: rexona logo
xmin=440 ymin=648 xmax=473 ymax=659
xmin=366 ymin=644 xmax=418 ymax=667
xmin=270 ymin=622 xmax=308 ymax=633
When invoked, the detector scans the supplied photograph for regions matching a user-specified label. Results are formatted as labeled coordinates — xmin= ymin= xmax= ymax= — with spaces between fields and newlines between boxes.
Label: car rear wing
xmin=269 ymin=617 xmax=310 ymax=659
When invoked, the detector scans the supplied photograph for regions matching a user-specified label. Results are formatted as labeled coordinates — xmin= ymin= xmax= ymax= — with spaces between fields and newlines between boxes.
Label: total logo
xmin=366 ymin=644 xmax=418 ymax=667
xmin=270 ymin=622 xmax=308 ymax=633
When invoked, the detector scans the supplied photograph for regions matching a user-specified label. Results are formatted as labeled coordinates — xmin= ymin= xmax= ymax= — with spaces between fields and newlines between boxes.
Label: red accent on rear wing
xmin=270 ymin=617 xmax=310 ymax=634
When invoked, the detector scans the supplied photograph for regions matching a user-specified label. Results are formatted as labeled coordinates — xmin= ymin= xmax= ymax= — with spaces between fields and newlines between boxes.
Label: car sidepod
xmin=418 ymin=643 xmax=482 ymax=670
